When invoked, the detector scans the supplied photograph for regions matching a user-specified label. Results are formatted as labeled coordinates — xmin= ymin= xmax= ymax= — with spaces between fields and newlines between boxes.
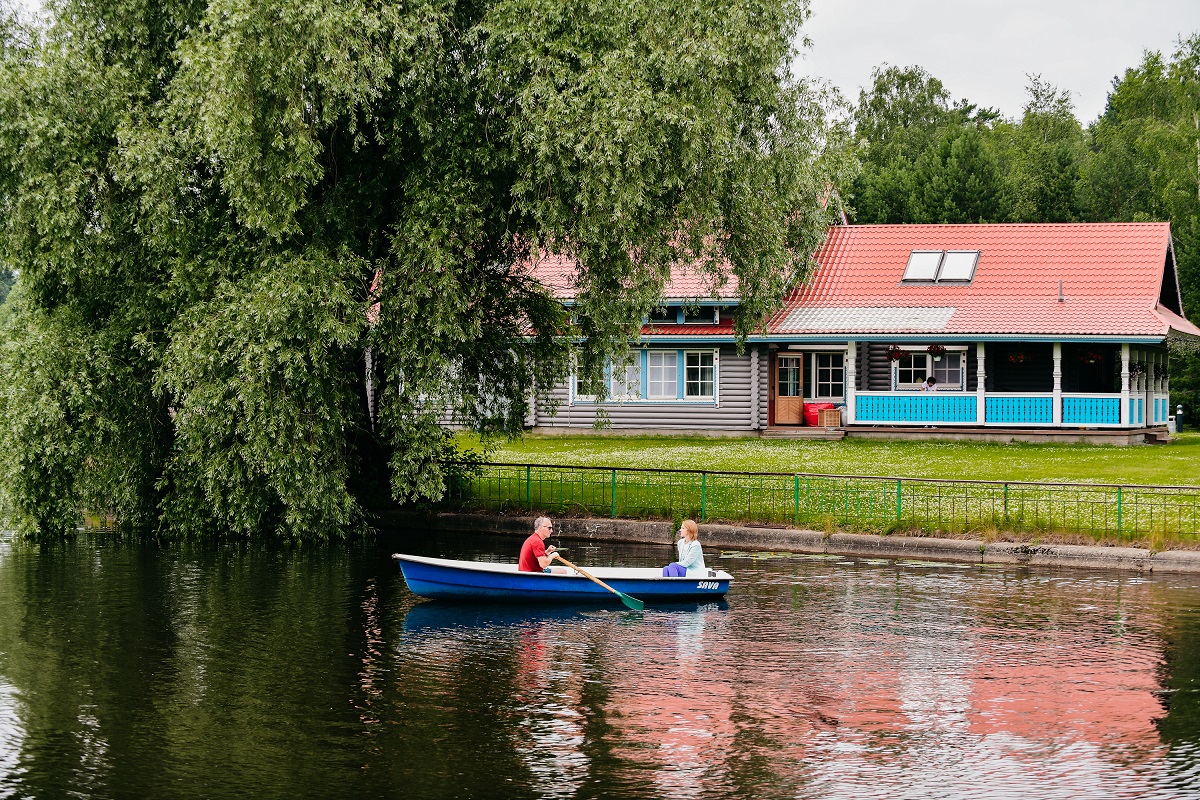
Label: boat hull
xmin=394 ymin=554 xmax=731 ymax=603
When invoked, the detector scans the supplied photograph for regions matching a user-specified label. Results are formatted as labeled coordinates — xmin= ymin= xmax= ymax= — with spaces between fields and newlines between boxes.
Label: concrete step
xmin=760 ymin=426 xmax=845 ymax=440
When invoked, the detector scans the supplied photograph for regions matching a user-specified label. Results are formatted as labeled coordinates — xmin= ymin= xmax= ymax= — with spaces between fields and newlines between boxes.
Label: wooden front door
xmin=776 ymin=355 xmax=803 ymax=424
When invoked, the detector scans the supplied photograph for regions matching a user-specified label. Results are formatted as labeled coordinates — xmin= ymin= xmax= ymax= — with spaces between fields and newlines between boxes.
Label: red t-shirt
xmin=518 ymin=533 xmax=547 ymax=572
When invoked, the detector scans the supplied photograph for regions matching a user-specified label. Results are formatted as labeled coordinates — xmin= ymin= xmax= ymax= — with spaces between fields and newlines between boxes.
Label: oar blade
xmin=617 ymin=592 xmax=645 ymax=612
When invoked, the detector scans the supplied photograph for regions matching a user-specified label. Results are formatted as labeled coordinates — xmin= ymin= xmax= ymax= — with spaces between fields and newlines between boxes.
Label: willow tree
xmin=0 ymin=0 xmax=850 ymax=538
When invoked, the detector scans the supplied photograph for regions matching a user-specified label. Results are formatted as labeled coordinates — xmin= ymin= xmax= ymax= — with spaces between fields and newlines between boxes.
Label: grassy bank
xmin=459 ymin=431 xmax=1200 ymax=486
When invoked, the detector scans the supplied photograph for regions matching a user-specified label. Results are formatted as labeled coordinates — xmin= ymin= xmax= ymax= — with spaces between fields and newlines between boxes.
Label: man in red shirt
xmin=519 ymin=517 xmax=566 ymax=573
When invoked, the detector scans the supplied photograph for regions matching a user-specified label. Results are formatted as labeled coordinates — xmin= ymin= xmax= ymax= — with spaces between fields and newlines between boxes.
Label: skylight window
xmin=903 ymin=251 xmax=942 ymax=281
xmin=938 ymin=251 xmax=979 ymax=281
xmin=902 ymin=250 xmax=979 ymax=283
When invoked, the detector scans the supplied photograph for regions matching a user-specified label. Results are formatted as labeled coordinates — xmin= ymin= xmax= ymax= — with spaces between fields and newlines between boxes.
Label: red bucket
xmin=803 ymin=402 xmax=834 ymax=427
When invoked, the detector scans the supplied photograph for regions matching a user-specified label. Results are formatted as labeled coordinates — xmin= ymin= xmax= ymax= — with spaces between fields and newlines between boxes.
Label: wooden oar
xmin=551 ymin=553 xmax=645 ymax=611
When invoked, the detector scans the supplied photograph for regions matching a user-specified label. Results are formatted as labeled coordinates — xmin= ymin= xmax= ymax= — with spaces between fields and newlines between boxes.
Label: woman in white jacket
xmin=675 ymin=519 xmax=706 ymax=576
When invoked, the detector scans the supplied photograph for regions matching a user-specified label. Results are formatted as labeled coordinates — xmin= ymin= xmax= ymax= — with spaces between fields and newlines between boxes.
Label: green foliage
xmin=0 ymin=285 xmax=171 ymax=536
xmin=157 ymin=252 xmax=367 ymax=539
xmin=0 ymin=0 xmax=847 ymax=537
xmin=995 ymin=76 xmax=1086 ymax=222
xmin=849 ymin=65 xmax=1003 ymax=224
xmin=908 ymin=125 xmax=1004 ymax=223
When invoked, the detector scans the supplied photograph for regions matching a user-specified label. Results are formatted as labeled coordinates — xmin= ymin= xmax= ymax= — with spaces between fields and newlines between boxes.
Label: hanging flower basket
xmin=1008 ymin=351 xmax=1027 ymax=364
xmin=1081 ymin=349 xmax=1105 ymax=364
xmin=927 ymin=344 xmax=946 ymax=361
xmin=886 ymin=345 xmax=909 ymax=362
xmin=1129 ymin=362 xmax=1145 ymax=380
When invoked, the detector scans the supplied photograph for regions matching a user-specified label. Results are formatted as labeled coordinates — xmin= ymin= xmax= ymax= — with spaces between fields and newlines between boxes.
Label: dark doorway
xmin=986 ymin=342 xmax=1053 ymax=392
xmin=1061 ymin=343 xmax=1119 ymax=393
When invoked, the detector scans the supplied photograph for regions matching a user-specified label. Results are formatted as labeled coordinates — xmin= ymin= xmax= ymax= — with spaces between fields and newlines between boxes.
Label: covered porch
xmin=766 ymin=339 xmax=1171 ymax=435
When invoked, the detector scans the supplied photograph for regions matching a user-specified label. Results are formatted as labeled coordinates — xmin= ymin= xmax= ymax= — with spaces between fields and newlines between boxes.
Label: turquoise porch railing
xmin=1063 ymin=396 xmax=1121 ymax=425
xmin=856 ymin=393 xmax=977 ymax=424
xmin=985 ymin=395 xmax=1053 ymax=424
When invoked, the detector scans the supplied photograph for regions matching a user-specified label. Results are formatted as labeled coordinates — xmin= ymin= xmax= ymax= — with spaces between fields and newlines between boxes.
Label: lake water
xmin=1 ymin=530 xmax=1199 ymax=799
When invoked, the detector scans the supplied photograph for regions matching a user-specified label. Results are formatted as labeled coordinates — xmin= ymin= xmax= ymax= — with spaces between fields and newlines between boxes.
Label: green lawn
xmin=460 ymin=431 xmax=1200 ymax=486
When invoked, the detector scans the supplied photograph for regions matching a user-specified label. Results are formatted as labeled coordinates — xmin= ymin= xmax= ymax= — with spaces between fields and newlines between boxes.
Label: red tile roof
xmin=640 ymin=322 xmax=734 ymax=336
xmin=526 ymin=252 xmax=740 ymax=301
xmin=771 ymin=223 xmax=1199 ymax=338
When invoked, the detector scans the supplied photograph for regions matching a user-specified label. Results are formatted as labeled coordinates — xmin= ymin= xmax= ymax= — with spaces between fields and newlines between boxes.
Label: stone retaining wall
xmin=392 ymin=511 xmax=1200 ymax=574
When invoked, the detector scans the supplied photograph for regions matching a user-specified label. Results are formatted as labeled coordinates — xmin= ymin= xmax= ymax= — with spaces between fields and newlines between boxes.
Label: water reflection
xmin=0 ymin=533 xmax=1199 ymax=799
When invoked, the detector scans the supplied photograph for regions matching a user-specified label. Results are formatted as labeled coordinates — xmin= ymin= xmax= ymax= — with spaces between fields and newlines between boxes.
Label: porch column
xmin=1052 ymin=342 xmax=1063 ymax=426
xmin=1157 ymin=350 xmax=1166 ymax=408
xmin=1120 ymin=343 xmax=1131 ymax=426
xmin=845 ymin=341 xmax=857 ymax=424
xmin=976 ymin=342 xmax=986 ymax=424
xmin=749 ymin=346 xmax=760 ymax=430
xmin=1142 ymin=350 xmax=1152 ymax=425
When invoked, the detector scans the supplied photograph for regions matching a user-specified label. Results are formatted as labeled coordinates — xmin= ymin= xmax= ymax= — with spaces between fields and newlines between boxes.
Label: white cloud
xmin=798 ymin=0 xmax=1200 ymax=122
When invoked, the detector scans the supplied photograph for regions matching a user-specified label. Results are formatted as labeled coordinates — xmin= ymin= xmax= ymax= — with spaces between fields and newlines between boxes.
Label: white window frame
xmin=893 ymin=348 xmax=967 ymax=390
xmin=571 ymin=349 xmax=720 ymax=404
xmin=684 ymin=350 xmax=716 ymax=399
xmin=571 ymin=371 xmax=596 ymax=403
xmin=609 ymin=360 xmax=641 ymax=401
xmin=682 ymin=306 xmax=719 ymax=325
xmin=812 ymin=352 xmax=845 ymax=398
xmin=648 ymin=350 xmax=679 ymax=399
xmin=932 ymin=352 xmax=964 ymax=389
xmin=895 ymin=354 xmax=927 ymax=389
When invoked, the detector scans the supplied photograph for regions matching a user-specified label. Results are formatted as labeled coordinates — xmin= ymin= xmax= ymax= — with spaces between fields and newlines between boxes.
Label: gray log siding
xmin=749 ymin=346 xmax=760 ymax=429
xmin=535 ymin=346 xmax=756 ymax=431
xmin=866 ymin=343 xmax=891 ymax=390
xmin=757 ymin=347 xmax=769 ymax=428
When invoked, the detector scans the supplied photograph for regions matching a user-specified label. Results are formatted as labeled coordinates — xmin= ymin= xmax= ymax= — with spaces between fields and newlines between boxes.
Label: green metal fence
xmin=443 ymin=463 xmax=1200 ymax=539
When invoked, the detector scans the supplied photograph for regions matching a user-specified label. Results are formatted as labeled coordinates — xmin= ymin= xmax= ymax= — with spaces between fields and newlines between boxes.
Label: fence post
xmin=526 ymin=466 xmax=532 ymax=511
xmin=701 ymin=472 xmax=708 ymax=523
xmin=1003 ymin=482 xmax=1008 ymax=523
xmin=1117 ymin=486 xmax=1123 ymax=539
xmin=896 ymin=480 xmax=903 ymax=522
xmin=794 ymin=474 xmax=800 ymax=527
xmin=611 ymin=469 xmax=617 ymax=518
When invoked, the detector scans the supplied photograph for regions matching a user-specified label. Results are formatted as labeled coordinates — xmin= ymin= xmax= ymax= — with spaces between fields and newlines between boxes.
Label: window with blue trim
xmin=814 ymin=353 xmax=844 ymax=397
xmin=648 ymin=351 xmax=678 ymax=398
xmin=574 ymin=373 xmax=595 ymax=401
xmin=685 ymin=351 xmax=715 ymax=398
xmin=683 ymin=307 xmax=718 ymax=324
xmin=611 ymin=362 xmax=640 ymax=400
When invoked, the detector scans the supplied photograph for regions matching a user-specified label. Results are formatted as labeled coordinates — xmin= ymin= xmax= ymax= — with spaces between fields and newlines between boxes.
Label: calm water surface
xmin=1 ymin=530 xmax=1200 ymax=799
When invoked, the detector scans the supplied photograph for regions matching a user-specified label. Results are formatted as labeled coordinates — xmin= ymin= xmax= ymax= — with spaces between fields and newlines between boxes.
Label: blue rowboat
xmin=392 ymin=554 xmax=732 ymax=604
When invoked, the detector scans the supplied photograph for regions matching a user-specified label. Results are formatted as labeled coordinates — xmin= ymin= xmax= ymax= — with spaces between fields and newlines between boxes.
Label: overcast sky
xmin=799 ymin=0 xmax=1200 ymax=123
xmin=9 ymin=0 xmax=1198 ymax=124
